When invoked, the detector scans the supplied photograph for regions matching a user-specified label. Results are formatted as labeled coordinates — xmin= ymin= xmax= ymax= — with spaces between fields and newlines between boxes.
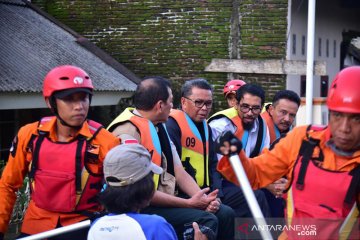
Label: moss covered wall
xmin=33 ymin=0 xmax=287 ymax=111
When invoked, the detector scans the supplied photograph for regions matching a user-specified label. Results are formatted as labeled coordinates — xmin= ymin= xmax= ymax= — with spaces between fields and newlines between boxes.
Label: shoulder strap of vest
xmin=86 ymin=120 xmax=103 ymax=141
xmin=345 ymin=164 xmax=360 ymax=204
xmin=28 ymin=131 xmax=47 ymax=180
xmin=249 ymin=116 xmax=265 ymax=158
xmin=28 ymin=117 xmax=52 ymax=179
xmin=295 ymin=125 xmax=323 ymax=190
xmin=157 ymin=123 xmax=175 ymax=176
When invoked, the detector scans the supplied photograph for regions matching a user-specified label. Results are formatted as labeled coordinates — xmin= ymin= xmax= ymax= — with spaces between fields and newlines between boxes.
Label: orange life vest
xmin=286 ymin=125 xmax=360 ymax=239
xmin=107 ymin=108 xmax=169 ymax=189
xmin=28 ymin=116 xmax=104 ymax=212
xmin=169 ymin=110 xmax=209 ymax=187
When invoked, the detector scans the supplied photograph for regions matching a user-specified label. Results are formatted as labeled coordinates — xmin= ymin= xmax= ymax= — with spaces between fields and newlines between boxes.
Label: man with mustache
xmin=208 ymin=83 xmax=271 ymax=218
xmin=216 ymin=66 xmax=360 ymax=239
xmin=261 ymin=90 xmax=301 ymax=144
xmin=260 ymin=90 xmax=300 ymax=218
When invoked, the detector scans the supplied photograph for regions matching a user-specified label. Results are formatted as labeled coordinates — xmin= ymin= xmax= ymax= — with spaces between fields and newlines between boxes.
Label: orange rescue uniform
xmin=0 ymin=117 xmax=120 ymax=234
xmin=217 ymin=125 xmax=360 ymax=239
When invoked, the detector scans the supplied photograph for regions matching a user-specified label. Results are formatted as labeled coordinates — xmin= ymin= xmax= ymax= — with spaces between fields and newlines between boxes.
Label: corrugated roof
xmin=0 ymin=0 xmax=139 ymax=94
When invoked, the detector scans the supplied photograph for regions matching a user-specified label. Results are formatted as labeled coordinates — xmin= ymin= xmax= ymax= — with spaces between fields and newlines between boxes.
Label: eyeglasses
xmin=239 ymin=104 xmax=262 ymax=114
xmin=184 ymin=97 xmax=213 ymax=108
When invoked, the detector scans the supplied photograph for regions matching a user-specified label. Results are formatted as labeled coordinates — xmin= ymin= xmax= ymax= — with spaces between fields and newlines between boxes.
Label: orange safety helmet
xmin=327 ymin=66 xmax=360 ymax=114
xmin=223 ymin=79 xmax=246 ymax=97
xmin=43 ymin=65 xmax=94 ymax=99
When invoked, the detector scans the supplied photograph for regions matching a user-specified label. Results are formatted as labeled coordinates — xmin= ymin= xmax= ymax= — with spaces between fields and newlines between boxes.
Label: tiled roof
xmin=0 ymin=0 xmax=139 ymax=94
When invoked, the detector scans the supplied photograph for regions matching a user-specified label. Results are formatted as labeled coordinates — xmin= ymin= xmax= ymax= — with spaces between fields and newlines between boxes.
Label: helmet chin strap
xmin=49 ymin=96 xmax=84 ymax=129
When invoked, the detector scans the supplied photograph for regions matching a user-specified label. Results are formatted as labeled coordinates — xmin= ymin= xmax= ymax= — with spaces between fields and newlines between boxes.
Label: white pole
xmin=17 ymin=220 xmax=91 ymax=240
xmin=305 ymin=0 xmax=316 ymax=124
xmin=229 ymin=154 xmax=273 ymax=240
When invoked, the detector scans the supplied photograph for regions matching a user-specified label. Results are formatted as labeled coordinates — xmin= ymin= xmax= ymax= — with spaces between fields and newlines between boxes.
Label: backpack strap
xmin=295 ymin=138 xmax=319 ymax=190
xmin=76 ymin=136 xmax=86 ymax=192
xmin=84 ymin=120 xmax=104 ymax=177
xmin=28 ymin=131 xmax=47 ymax=180
xmin=295 ymin=125 xmax=327 ymax=190
xmin=345 ymin=165 xmax=360 ymax=204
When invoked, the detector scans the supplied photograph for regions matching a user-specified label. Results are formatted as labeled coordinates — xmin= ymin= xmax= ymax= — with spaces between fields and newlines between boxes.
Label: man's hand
xmin=214 ymin=131 xmax=242 ymax=156
xmin=266 ymin=178 xmax=288 ymax=198
xmin=193 ymin=222 xmax=208 ymax=240
xmin=205 ymin=199 xmax=221 ymax=213
xmin=188 ymin=188 xmax=218 ymax=210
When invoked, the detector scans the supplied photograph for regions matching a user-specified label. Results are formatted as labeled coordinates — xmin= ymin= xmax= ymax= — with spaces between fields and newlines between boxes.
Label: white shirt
xmin=88 ymin=213 xmax=177 ymax=240
xmin=209 ymin=116 xmax=270 ymax=159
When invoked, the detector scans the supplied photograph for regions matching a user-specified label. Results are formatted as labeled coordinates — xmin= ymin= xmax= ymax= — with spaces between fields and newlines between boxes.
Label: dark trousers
xmin=221 ymin=180 xmax=271 ymax=218
xmin=142 ymin=204 xmax=235 ymax=240
xmin=261 ymin=188 xmax=285 ymax=218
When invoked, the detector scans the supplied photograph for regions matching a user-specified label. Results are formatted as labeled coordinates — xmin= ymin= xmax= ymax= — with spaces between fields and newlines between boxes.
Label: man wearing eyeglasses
xmin=260 ymin=90 xmax=300 ymax=218
xmin=166 ymin=78 xmax=235 ymax=240
xmin=107 ymin=76 xmax=220 ymax=240
xmin=208 ymin=83 xmax=271 ymax=219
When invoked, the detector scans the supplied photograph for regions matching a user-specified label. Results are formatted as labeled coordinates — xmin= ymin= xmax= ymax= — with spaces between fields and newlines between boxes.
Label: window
xmin=321 ymin=76 xmax=329 ymax=97
xmin=300 ymin=75 xmax=306 ymax=97
xmin=326 ymin=39 xmax=329 ymax=58
xmin=333 ymin=40 xmax=337 ymax=58
xmin=318 ymin=38 xmax=322 ymax=57
xmin=292 ymin=34 xmax=296 ymax=55
xmin=301 ymin=35 xmax=306 ymax=55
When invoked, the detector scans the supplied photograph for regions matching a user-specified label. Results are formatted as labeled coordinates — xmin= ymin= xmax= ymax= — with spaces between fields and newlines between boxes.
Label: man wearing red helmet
xmin=216 ymin=66 xmax=360 ymax=239
xmin=223 ymin=79 xmax=246 ymax=108
xmin=0 ymin=65 xmax=120 ymax=239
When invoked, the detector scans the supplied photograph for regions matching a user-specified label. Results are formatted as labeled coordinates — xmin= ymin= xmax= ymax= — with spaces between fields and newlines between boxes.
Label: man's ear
xmin=156 ymin=100 xmax=163 ymax=112
xmin=180 ymin=97 xmax=186 ymax=107
xmin=268 ymin=104 xmax=274 ymax=114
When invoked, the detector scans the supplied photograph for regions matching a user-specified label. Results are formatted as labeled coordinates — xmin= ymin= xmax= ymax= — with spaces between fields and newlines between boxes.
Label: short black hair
xmin=236 ymin=83 xmax=265 ymax=106
xmin=98 ymin=173 xmax=155 ymax=214
xmin=134 ymin=76 xmax=171 ymax=110
xmin=272 ymin=90 xmax=301 ymax=107
xmin=181 ymin=78 xmax=213 ymax=98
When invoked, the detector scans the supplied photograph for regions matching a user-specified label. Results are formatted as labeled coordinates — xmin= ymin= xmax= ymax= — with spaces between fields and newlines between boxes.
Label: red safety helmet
xmin=327 ymin=66 xmax=360 ymax=114
xmin=223 ymin=79 xmax=246 ymax=97
xmin=43 ymin=65 xmax=94 ymax=99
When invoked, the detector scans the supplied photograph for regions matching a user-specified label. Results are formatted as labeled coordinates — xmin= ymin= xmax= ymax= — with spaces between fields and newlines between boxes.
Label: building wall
xmin=33 ymin=0 xmax=288 ymax=111
xmin=287 ymin=0 xmax=360 ymax=96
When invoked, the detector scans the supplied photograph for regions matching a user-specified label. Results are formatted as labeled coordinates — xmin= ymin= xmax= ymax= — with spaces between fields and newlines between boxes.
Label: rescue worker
xmin=0 ymin=65 xmax=120 ymax=240
xmin=208 ymin=83 xmax=271 ymax=218
xmin=223 ymin=79 xmax=246 ymax=108
xmin=216 ymin=66 xmax=360 ymax=239
xmin=166 ymin=78 xmax=236 ymax=240
xmin=107 ymin=76 xmax=219 ymax=240
xmin=260 ymin=90 xmax=301 ymax=218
